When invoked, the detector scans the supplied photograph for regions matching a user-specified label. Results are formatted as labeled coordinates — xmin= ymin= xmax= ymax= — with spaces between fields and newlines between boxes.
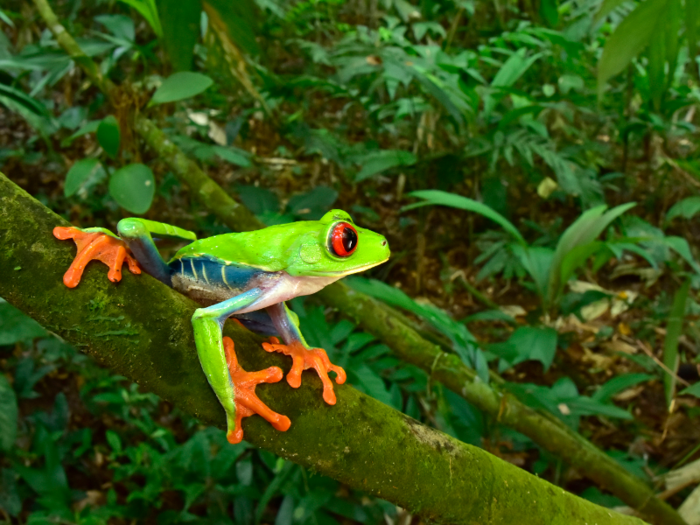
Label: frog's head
xmin=286 ymin=209 xmax=390 ymax=277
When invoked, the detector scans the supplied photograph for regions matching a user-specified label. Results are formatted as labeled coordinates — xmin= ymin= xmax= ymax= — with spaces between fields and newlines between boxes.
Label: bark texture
xmin=0 ymin=172 xmax=651 ymax=525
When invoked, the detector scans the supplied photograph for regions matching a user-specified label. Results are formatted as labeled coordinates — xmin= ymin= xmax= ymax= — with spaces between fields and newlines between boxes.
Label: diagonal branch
xmin=0 ymin=172 xmax=649 ymax=525
xmin=27 ymin=3 xmax=685 ymax=523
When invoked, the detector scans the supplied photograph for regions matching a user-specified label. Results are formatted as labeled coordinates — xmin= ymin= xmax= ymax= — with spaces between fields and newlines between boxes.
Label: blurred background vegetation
xmin=2 ymin=0 xmax=700 ymax=522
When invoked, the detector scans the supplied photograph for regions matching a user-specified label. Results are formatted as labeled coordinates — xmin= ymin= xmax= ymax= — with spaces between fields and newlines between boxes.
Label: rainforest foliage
xmin=1 ymin=0 xmax=700 ymax=523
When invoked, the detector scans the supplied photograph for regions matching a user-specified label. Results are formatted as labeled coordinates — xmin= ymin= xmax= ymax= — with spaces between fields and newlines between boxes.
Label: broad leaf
xmin=97 ymin=115 xmax=120 ymax=158
xmin=64 ymin=158 xmax=101 ymax=197
xmin=156 ymin=0 xmax=200 ymax=71
xmin=490 ymin=326 xmax=558 ymax=371
xmin=402 ymin=190 xmax=526 ymax=245
xmin=597 ymin=0 xmax=669 ymax=96
xmin=148 ymin=72 xmax=214 ymax=107
xmin=666 ymin=196 xmax=700 ymax=223
xmin=680 ymin=382 xmax=700 ymax=398
xmin=0 ymin=300 xmax=47 ymax=344
xmin=547 ymin=203 xmax=635 ymax=307
xmin=109 ymin=163 xmax=156 ymax=214
xmin=204 ymin=0 xmax=259 ymax=56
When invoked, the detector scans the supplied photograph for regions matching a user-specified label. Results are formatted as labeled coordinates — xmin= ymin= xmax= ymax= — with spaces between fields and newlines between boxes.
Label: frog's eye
xmin=330 ymin=222 xmax=358 ymax=257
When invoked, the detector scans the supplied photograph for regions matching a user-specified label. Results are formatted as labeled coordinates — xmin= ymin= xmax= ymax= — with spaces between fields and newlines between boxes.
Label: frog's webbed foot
xmin=261 ymin=337 xmax=347 ymax=405
xmin=53 ymin=226 xmax=141 ymax=288
xmin=224 ymin=336 xmax=291 ymax=444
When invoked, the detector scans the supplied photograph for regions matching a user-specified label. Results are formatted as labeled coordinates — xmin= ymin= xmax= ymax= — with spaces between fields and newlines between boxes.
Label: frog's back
xmin=169 ymin=225 xmax=305 ymax=272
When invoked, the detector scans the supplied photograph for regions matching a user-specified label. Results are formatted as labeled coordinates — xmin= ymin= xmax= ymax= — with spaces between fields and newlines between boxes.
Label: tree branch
xmin=0 ymin=172 xmax=648 ymax=525
xmin=26 ymin=3 xmax=685 ymax=523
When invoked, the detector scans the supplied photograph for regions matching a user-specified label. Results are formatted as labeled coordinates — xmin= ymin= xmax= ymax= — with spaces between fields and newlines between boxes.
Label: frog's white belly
xmin=172 ymin=269 xmax=340 ymax=313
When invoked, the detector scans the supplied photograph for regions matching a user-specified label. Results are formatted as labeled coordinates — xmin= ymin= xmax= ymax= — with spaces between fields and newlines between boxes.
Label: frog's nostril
xmin=381 ymin=240 xmax=387 ymax=246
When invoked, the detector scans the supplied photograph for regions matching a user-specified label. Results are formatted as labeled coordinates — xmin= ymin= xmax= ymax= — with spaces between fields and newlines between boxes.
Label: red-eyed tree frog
xmin=53 ymin=210 xmax=390 ymax=444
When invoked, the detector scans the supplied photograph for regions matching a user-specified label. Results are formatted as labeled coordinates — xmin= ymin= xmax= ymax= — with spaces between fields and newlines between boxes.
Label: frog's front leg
xmin=262 ymin=303 xmax=346 ymax=405
xmin=192 ymin=289 xmax=291 ymax=444
xmin=53 ymin=226 xmax=141 ymax=287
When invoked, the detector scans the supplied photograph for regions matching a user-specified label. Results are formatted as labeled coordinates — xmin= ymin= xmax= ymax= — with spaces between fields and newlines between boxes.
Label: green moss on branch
xmin=1 ymin=172 xmax=650 ymax=525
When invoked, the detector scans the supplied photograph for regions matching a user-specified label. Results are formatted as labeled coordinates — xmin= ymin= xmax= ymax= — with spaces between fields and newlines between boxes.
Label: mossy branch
xmin=0 ymin=172 xmax=649 ymax=525
xmin=27 ymin=3 xmax=684 ymax=524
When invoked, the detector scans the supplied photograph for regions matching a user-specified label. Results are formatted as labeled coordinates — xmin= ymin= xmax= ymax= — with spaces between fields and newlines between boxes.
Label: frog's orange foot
xmin=53 ymin=226 xmax=141 ymax=288
xmin=223 ymin=336 xmax=291 ymax=444
xmin=261 ymin=337 xmax=346 ymax=405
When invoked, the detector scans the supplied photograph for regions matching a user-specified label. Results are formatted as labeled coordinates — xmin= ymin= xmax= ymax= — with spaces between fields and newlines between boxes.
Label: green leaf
xmin=0 ymin=300 xmax=47 ymax=344
xmin=97 ymin=115 xmax=121 ymax=158
xmin=148 ymin=72 xmax=214 ymax=106
xmin=403 ymin=190 xmax=526 ymax=245
xmin=105 ymin=430 xmax=122 ymax=454
xmin=663 ymin=280 xmax=689 ymax=408
xmin=687 ymin=0 xmax=700 ymax=73
xmin=156 ymin=0 xmax=201 ymax=71
xmin=109 ymin=163 xmax=156 ymax=214
xmin=539 ymin=0 xmax=559 ymax=27
xmin=356 ymin=150 xmax=416 ymax=182
xmin=558 ymin=241 xmax=605 ymax=292
xmin=594 ymin=0 xmax=628 ymax=22
xmin=204 ymin=0 xmax=260 ymax=56
xmin=62 ymin=120 xmax=101 ymax=146
xmin=680 ymin=382 xmax=700 ymax=397
xmin=490 ymin=326 xmax=558 ymax=371
xmin=0 ymin=374 xmax=17 ymax=451
xmin=597 ymin=0 xmax=669 ymax=96
xmin=666 ymin=196 xmax=700 ymax=223
xmin=547 ymin=202 xmax=635 ymax=307
xmin=647 ymin=19 xmax=665 ymax=112
xmin=64 ymin=158 xmax=101 ymax=197
xmin=118 ymin=0 xmax=163 ymax=37
xmin=212 ymin=145 xmax=251 ymax=167
xmin=512 ymin=245 xmax=555 ymax=299
xmin=592 ymin=374 xmax=654 ymax=403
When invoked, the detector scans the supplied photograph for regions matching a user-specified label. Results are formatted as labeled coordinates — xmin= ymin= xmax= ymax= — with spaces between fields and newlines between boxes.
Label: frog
xmin=53 ymin=210 xmax=390 ymax=444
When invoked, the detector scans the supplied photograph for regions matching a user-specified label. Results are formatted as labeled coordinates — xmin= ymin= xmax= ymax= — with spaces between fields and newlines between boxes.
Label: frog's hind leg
xmin=192 ymin=288 xmax=291 ymax=444
xmin=53 ymin=226 xmax=141 ymax=288
xmin=262 ymin=303 xmax=346 ymax=405
xmin=117 ymin=218 xmax=196 ymax=286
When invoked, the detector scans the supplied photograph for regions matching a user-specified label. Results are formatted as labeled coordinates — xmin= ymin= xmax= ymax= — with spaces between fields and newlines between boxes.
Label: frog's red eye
xmin=330 ymin=222 xmax=358 ymax=257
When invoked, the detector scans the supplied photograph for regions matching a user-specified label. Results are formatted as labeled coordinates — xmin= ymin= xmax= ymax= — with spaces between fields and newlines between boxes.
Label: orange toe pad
xmin=261 ymin=337 xmax=346 ymax=405
xmin=224 ymin=336 xmax=291 ymax=444
xmin=53 ymin=226 xmax=141 ymax=288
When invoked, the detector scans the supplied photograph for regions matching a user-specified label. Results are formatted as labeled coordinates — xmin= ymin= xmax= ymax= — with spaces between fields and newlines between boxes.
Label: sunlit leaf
xmin=148 ymin=72 xmax=214 ymax=107
xmin=109 ymin=163 xmax=156 ymax=214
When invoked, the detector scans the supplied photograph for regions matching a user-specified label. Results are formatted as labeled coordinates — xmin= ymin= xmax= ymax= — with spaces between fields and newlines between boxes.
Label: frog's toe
xmin=223 ymin=337 xmax=291 ymax=444
xmin=53 ymin=226 xmax=141 ymax=287
xmin=261 ymin=339 xmax=346 ymax=405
